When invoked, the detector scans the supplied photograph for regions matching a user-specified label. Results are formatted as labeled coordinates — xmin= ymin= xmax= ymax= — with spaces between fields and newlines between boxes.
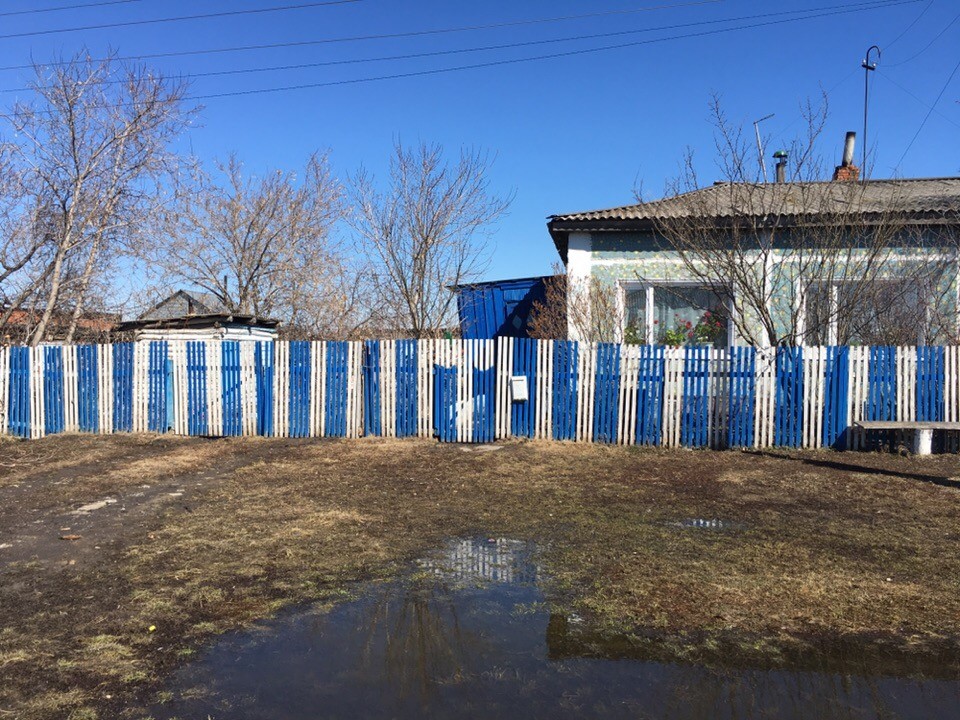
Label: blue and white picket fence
xmin=1 ymin=339 xmax=958 ymax=450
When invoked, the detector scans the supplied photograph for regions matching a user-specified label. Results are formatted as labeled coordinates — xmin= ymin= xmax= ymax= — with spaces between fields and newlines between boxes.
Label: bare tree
xmin=153 ymin=153 xmax=354 ymax=335
xmin=0 ymin=52 xmax=191 ymax=344
xmin=639 ymin=95 xmax=957 ymax=346
xmin=528 ymin=265 xmax=627 ymax=343
xmin=528 ymin=270 xmax=568 ymax=340
xmin=348 ymin=141 xmax=511 ymax=338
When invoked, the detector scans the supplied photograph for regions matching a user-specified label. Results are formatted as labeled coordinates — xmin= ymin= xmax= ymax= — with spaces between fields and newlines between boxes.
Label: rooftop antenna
xmin=753 ymin=113 xmax=775 ymax=182
xmin=861 ymin=45 xmax=880 ymax=178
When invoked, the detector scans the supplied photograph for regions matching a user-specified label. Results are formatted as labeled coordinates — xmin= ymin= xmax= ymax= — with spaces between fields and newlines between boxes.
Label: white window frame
xmin=619 ymin=279 xmax=735 ymax=347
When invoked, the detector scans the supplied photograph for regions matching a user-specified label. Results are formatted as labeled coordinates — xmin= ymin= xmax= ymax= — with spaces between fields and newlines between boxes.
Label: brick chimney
xmin=832 ymin=131 xmax=860 ymax=181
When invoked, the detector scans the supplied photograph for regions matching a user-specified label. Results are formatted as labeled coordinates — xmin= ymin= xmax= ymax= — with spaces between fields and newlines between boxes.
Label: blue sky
xmin=0 ymin=0 xmax=957 ymax=284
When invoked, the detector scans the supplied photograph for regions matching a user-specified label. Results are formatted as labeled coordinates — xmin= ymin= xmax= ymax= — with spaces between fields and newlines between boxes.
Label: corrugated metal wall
xmin=455 ymin=277 xmax=549 ymax=339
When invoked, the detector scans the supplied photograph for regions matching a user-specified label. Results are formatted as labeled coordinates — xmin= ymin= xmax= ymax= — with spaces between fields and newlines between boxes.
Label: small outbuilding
xmin=116 ymin=290 xmax=279 ymax=342
xmin=452 ymin=276 xmax=551 ymax=339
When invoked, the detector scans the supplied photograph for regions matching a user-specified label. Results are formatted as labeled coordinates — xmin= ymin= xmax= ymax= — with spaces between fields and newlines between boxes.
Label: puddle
xmin=672 ymin=518 xmax=747 ymax=531
xmin=152 ymin=537 xmax=960 ymax=719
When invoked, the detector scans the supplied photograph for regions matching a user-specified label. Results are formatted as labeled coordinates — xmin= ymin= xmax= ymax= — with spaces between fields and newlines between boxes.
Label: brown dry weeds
xmin=0 ymin=436 xmax=959 ymax=718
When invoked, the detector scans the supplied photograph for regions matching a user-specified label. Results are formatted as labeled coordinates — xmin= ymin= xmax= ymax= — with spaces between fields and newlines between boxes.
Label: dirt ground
xmin=1 ymin=434 xmax=959 ymax=719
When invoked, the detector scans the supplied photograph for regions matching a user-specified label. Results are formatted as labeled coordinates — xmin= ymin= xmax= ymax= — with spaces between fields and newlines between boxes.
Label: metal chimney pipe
xmin=842 ymin=132 xmax=856 ymax=167
xmin=773 ymin=150 xmax=788 ymax=183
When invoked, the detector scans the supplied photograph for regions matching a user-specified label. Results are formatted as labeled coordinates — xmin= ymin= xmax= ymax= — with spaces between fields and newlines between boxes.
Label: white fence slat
xmin=0 ymin=346 xmax=8 ymax=435
xmin=30 ymin=346 xmax=44 ymax=439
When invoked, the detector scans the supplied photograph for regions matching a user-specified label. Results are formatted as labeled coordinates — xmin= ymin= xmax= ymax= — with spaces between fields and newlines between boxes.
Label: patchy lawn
xmin=1 ymin=434 xmax=959 ymax=718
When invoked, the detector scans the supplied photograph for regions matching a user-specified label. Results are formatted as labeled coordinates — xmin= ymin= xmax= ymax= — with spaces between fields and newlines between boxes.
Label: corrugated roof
xmin=548 ymin=177 xmax=960 ymax=224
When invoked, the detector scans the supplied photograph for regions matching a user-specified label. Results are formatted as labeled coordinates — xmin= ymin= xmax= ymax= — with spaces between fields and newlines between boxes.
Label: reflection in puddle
xmin=153 ymin=538 xmax=960 ymax=719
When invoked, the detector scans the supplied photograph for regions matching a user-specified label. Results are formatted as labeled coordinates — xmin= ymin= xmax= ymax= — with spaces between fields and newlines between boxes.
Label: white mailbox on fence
xmin=510 ymin=375 xmax=529 ymax=403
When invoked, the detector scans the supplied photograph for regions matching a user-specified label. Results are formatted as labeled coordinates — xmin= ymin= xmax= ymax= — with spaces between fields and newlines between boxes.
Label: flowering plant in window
xmin=691 ymin=309 xmax=726 ymax=344
xmin=658 ymin=311 xmax=725 ymax=346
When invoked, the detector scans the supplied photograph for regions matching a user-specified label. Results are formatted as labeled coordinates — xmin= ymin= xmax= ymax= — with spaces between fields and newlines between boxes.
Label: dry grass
xmin=1 ymin=436 xmax=959 ymax=718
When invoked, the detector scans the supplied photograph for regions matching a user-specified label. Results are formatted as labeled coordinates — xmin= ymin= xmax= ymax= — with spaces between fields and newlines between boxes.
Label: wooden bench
xmin=853 ymin=421 xmax=960 ymax=455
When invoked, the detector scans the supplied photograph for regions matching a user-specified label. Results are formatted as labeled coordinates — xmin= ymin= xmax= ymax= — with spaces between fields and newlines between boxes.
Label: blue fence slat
xmin=147 ymin=341 xmax=168 ymax=433
xmin=433 ymin=364 xmax=457 ymax=442
xmin=774 ymin=346 xmax=804 ymax=448
xmin=325 ymin=341 xmax=348 ymax=437
xmin=186 ymin=341 xmax=208 ymax=436
xmin=821 ymin=346 xmax=849 ymax=449
xmin=472 ymin=365 xmax=496 ymax=443
xmin=510 ymin=338 xmax=537 ymax=438
xmin=396 ymin=339 xmax=418 ymax=437
xmin=363 ymin=340 xmax=382 ymax=437
xmin=552 ymin=340 xmax=578 ymax=441
xmin=681 ymin=346 xmax=710 ymax=447
xmin=916 ymin=346 xmax=945 ymax=422
xmin=112 ymin=343 xmax=134 ymax=433
xmin=593 ymin=342 xmax=621 ymax=444
xmin=77 ymin=344 xmax=99 ymax=434
xmin=727 ymin=346 xmax=755 ymax=448
xmin=635 ymin=345 xmax=665 ymax=446
xmin=288 ymin=341 xmax=311 ymax=438
xmin=8 ymin=346 xmax=30 ymax=438
xmin=221 ymin=341 xmax=242 ymax=436
xmin=43 ymin=346 xmax=64 ymax=435
xmin=255 ymin=342 xmax=274 ymax=436
xmin=867 ymin=347 xmax=897 ymax=422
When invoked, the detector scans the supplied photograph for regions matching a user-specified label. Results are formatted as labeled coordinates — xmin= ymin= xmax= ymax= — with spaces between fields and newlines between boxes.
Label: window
xmin=804 ymin=278 xmax=937 ymax=345
xmin=623 ymin=282 xmax=730 ymax=346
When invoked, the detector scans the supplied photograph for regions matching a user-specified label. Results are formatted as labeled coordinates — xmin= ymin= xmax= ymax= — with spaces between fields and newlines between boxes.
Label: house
xmin=547 ymin=135 xmax=960 ymax=347
xmin=1 ymin=305 xmax=119 ymax=344
xmin=452 ymin=276 xmax=552 ymax=339
xmin=116 ymin=290 xmax=279 ymax=342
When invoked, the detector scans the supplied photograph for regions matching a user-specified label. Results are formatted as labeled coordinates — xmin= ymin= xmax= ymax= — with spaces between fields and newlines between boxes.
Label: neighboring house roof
xmin=139 ymin=290 xmax=230 ymax=321
xmin=124 ymin=289 xmax=279 ymax=332
xmin=547 ymin=177 xmax=960 ymax=261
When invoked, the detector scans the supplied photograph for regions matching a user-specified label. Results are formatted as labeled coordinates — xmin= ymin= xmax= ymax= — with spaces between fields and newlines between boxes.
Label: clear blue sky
xmin=0 ymin=0 xmax=957 ymax=283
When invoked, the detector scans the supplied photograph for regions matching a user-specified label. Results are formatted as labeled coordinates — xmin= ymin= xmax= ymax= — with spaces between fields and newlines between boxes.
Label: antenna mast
xmin=862 ymin=45 xmax=881 ymax=177
xmin=753 ymin=113 xmax=775 ymax=182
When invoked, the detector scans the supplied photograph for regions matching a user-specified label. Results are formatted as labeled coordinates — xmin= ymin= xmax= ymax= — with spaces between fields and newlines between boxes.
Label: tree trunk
xmin=64 ymin=231 xmax=103 ymax=343
xmin=30 ymin=243 xmax=68 ymax=346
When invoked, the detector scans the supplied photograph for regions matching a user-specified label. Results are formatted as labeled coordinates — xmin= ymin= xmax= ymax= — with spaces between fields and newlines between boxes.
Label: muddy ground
xmin=1 ymin=434 xmax=959 ymax=719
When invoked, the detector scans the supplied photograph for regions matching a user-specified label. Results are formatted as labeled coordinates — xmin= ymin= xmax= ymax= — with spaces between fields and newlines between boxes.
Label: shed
xmin=115 ymin=313 xmax=280 ymax=342
xmin=117 ymin=290 xmax=279 ymax=342
xmin=453 ymin=276 xmax=550 ymax=339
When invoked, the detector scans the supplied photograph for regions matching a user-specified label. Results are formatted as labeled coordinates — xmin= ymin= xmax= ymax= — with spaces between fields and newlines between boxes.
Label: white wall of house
xmin=566 ymin=233 xmax=592 ymax=341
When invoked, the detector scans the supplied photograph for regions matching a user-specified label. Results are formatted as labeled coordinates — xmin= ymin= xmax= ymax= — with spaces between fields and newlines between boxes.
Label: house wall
xmin=133 ymin=325 xmax=278 ymax=343
xmin=572 ymin=228 xmax=959 ymax=346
